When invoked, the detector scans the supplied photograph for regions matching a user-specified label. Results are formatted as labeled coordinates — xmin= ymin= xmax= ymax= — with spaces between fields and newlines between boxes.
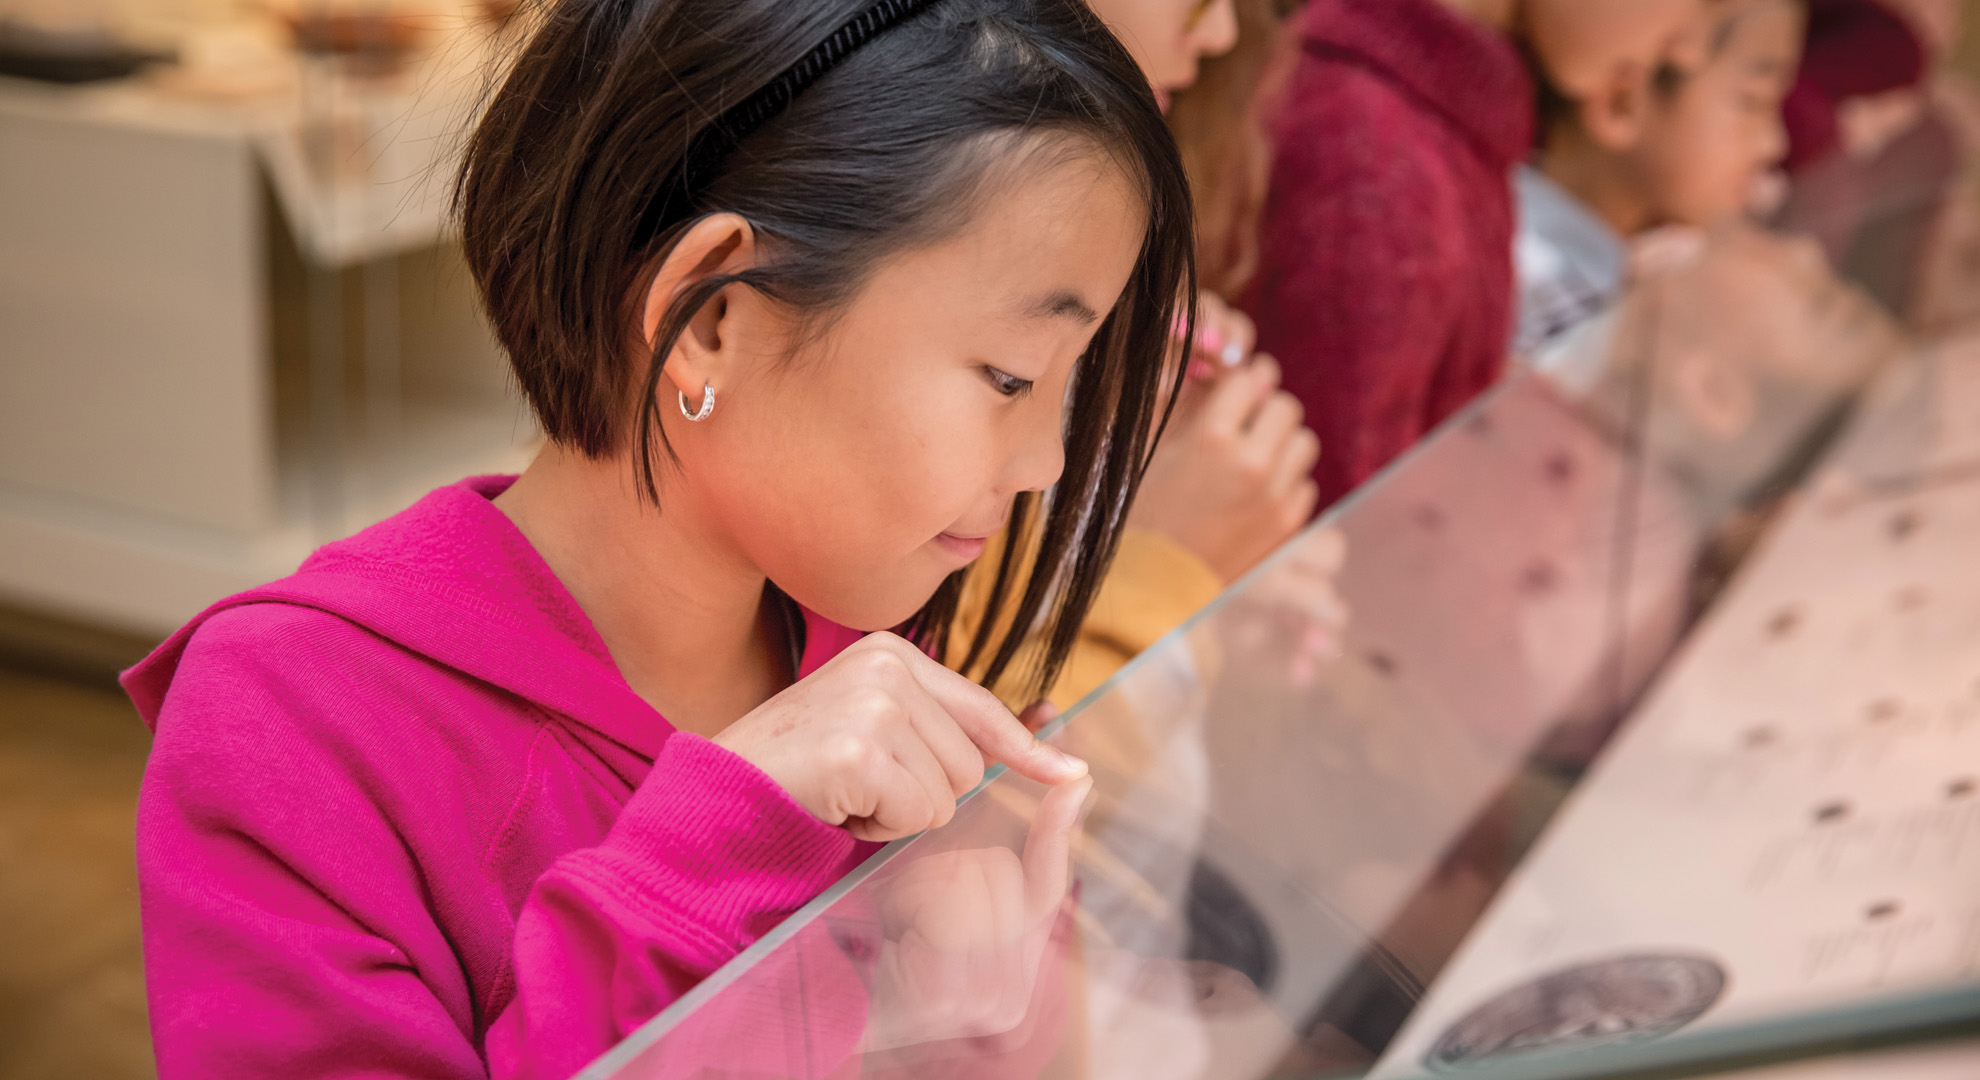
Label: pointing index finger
xmin=879 ymin=638 xmax=1088 ymax=785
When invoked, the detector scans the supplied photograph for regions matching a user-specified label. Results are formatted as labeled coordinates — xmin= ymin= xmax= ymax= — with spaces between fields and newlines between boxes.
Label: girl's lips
xmin=935 ymin=532 xmax=991 ymax=562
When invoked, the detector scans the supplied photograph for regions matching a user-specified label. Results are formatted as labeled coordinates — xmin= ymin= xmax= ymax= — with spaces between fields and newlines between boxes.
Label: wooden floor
xmin=0 ymin=664 xmax=154 ymax=1080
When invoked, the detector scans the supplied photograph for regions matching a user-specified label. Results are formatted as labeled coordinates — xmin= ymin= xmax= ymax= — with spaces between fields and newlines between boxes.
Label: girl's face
xmin=1085 ymin=0 xmax=1239 ymax=109
xmin=658 ymin=152 xmax=1146 ymax=632
xmin=1638 ymin=0 xmax=1802 ymax=228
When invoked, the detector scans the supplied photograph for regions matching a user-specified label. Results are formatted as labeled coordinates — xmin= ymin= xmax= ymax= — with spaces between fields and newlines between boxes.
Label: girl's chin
xmin=798 ymin=564 xmax=958 ymax=635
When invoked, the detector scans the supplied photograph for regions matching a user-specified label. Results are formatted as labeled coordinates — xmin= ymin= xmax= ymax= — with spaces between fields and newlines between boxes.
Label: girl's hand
xmin=1132 ymin=355 xmax=1322 ymax=583
xmin=712 ymin=633 xmax=1087 ymax=842
xmin=864 ymin=775 xmax=1090 ymax=1049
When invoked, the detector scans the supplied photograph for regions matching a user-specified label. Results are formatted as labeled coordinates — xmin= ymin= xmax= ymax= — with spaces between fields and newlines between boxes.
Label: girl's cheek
xmin=887 ymin=409 xmax=994 ymax=523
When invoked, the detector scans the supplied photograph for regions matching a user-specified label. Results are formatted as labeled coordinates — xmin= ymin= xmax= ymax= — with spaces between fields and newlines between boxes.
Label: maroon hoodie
xmin=1245 ymin=0 xmax=1534 ymax=508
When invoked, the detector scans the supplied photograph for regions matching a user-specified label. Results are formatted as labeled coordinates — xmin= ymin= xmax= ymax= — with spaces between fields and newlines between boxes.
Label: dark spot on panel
xmin=1414 ymin=504 xmax=1447 ymax=532
xmin=1767 ymin=607 xmax=1802 ymax=639
xmin=1889 ymin=510 xmax=1921 ymax=541
xmin=1865 ymin=901 xmax=1901 ymax=921
xmin=1814 ymin=800 xmax=1850 ymax=824
xmin=1866 ymin=699 xmax=1903 ymax=724
xmin=1519 ymin=561 xmax=1562 ymax=596
xmin=1543 ymin=451 xmax=1576 ymax=485
xmin=1949 ymin=777 xmax=1976 ymax=799
xmin=1742 ymin=725 xmax=1779 ymax=749
xmin=1367 ymin=650 xmax=1398 ymax=677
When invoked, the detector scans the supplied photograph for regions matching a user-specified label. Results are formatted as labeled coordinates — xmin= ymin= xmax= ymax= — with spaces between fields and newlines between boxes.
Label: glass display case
xmin=560 ymin=220 xmax=1980 ymax=1080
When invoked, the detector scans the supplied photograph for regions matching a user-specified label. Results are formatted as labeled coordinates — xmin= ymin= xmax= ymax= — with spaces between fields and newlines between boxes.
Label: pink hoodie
xmin=124 ymin=475 xmax=877 ymax=1079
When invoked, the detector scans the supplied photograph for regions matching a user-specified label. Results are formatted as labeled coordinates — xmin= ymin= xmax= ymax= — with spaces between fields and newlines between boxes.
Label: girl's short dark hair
xmin=456 ymin=0 xmax=1196 ymax=701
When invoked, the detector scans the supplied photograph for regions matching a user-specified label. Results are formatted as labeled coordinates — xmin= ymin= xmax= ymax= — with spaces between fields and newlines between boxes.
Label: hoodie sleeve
xmin=136 ymin=605 xmax=869 ymax=1080
xmin=484 ymin=734 xmax=869 ymax=1080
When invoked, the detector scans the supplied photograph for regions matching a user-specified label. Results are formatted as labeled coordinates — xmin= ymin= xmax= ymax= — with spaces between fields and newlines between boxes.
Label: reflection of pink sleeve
xmin=627 ymin=894 xmax=1079 ymax=1080
xmin=486 ymin=735 xmax=866 ymax=1080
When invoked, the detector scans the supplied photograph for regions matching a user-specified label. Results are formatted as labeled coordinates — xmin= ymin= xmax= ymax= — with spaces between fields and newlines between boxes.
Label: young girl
xmin=125 ymin=0 xmax=1195 ymax=1076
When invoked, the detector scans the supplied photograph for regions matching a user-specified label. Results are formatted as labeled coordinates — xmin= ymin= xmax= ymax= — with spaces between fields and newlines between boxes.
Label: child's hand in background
xmin=1131 ymin=354 xmax=1322 ymax=583
xmin=1176 ymin=291 xmax=1256 ymax=378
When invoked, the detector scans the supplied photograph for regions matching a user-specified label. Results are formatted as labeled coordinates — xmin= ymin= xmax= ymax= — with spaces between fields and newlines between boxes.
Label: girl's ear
xmin=1577 ymin=61 xmax=1656 ymax=152
xmin=641 ymin=213 xmax=759 ymax=405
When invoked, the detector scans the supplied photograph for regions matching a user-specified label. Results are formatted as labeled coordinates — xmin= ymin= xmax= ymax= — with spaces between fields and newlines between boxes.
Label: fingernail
xmin=1052 ymin=747 xmax=1088 ymax=777
xmin=1200 ymin=326 xmax=1224 ymax=351
xmin=1055 ymin=774 xmax=1094 ymax=817
xmin=1221 ymin=341 xmax=1244 ymax=368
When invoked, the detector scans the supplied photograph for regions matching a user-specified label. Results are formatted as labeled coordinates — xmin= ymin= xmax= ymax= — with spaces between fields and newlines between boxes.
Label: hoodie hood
xmin=123 ymin=475 xmax=860 ymax=765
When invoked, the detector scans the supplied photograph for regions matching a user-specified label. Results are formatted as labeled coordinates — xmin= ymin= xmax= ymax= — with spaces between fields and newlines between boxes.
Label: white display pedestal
xmin=0 ymin=69 xmax=536 ymax=639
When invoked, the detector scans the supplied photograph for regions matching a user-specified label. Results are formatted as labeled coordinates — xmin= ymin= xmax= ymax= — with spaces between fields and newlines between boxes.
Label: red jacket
xmin=1782 ymin=0 xmax=1926 ymax=172
xmin=1245 ymin=0 xmax=1533 ymax=507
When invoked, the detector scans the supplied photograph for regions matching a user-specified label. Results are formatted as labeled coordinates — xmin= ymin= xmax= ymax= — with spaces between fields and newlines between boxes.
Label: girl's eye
xmin=984 ymin=366 xmax=1035 ymax=399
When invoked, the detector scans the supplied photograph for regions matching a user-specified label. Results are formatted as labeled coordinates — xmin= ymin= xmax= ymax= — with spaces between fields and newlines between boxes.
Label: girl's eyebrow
xmin=1021 ymin=289 xmax=1101 ymax=326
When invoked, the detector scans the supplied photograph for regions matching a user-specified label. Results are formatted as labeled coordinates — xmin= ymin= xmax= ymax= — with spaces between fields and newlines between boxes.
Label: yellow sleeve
xmin=1044 ymin=527 xmax=1224 ymax=710
xmin=945 ymin=525 xmax=1224 ymax=712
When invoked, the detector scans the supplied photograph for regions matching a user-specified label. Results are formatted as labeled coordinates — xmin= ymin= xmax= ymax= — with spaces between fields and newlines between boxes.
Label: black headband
xmin=637 ymin=0 xmax=947 ymax=245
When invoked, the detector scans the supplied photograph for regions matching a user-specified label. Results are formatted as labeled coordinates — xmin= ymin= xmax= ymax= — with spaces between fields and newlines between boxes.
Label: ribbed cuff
xmin=591 ymin=733 xmax=856 ymax=960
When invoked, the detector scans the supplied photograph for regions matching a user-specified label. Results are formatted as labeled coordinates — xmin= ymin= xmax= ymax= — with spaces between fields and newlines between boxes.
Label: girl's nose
xmin=1009 ymin=401 xmax=1069 ymax=495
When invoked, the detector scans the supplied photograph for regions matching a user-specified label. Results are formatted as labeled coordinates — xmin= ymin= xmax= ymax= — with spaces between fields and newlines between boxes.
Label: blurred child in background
xmin=1517 ymin=0 xmax=1805 ymax=356
xmin=1777 ymin=0 xmax=1975 ymax=320
xmin=1245 ymin=0 xmax=1713 ymax=508
xmin=1518 ymin=0 xmax=1903 ymax=553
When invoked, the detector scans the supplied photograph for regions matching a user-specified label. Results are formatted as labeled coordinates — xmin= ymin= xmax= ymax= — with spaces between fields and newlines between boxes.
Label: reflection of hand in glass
xmin=864 ymin=776 xmax=1092 ymax=1050
xmin=1672 ymin=347 xmax=1758 ymax=438
xmin=1131 ymin=355 xmax=1322 ymax=583
xmin=1227 ymin=527 xmax=1351 ymax=686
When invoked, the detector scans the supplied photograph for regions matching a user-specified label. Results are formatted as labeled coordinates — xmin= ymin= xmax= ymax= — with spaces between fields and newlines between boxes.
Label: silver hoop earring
xmin=678 ymin=384 xmax=715 ymax=422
